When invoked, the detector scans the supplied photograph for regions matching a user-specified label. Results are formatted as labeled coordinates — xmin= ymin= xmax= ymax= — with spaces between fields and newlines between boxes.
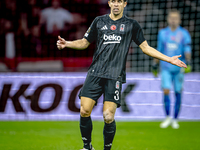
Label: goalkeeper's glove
xmin=184 ymin=61 xmax=191 ymax=73
xmin=152 ymin=62 xmax=159 ymax=77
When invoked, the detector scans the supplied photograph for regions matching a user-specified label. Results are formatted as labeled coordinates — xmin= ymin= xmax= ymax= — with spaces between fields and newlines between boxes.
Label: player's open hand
xmin=170 ymin=55 xmax=187 ymax=68
xmin=57 ymin=36 xmax=66 ymax=50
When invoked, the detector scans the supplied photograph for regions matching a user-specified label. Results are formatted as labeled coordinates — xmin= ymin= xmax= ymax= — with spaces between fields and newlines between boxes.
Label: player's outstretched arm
xmin=139 ymin=40 xmax=187 ymax=68
xmin=57 ymin=36 xmax=90 ymax=50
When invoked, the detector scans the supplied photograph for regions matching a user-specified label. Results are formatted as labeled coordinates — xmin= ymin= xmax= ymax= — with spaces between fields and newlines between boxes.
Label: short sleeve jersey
xmin=157 ymin=26 xmax=191 ymax=72
xmin=84 ymin=14 xmax=145 ymax=83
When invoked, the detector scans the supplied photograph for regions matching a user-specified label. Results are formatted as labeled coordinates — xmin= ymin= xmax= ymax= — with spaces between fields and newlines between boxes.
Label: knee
xmin=80 ymin=106 xmax=91 ymax=117
xmin=103 ymin=110 xmax=114 ymax=124
xmin=164 ymin=89 xmax=170 ymax=95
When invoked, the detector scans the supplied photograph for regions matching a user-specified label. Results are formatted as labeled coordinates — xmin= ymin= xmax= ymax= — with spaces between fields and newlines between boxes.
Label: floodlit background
xmin=0 ymin=0 xmax=200 ymax=149
xmin=0 ymin=0 xmax=199 ymax=72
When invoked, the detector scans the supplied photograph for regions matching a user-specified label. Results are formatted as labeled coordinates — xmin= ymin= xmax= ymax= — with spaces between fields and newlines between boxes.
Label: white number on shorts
xmin=114 ymin=90 xmax=119 ymax=101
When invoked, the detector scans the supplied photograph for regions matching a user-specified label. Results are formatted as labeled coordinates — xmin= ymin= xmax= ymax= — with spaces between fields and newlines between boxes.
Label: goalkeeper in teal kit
xmin=153 ymin=9 xmax=192 ymax=129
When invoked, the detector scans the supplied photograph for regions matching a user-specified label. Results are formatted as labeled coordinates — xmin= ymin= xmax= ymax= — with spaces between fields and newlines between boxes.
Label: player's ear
xmin=108 ymin=1 xmax=111 ymax=8
xmin=124 ymin=2 xmax=127 ymax=8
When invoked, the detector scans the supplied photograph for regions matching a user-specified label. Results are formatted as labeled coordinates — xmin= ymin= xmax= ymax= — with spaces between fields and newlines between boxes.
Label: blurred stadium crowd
xmin=0 ymin=0 xmax=199 ymax=72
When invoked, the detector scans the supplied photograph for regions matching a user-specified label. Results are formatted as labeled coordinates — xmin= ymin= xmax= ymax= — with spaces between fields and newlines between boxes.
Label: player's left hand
xmin=170 ymin=55 xmax=187 ymax=68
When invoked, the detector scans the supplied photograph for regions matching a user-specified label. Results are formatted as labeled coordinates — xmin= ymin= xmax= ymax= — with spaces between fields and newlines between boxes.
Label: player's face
xmin=108 ymin=0 xmax=127 ymax=16
xmin=167 ymin=13 xmax=181 ymax=29
xmin=52 ymin=0 xmax=60 ymax=9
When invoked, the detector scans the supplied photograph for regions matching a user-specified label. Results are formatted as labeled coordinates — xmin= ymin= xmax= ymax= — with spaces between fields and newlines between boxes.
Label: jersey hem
xmin=87 ymin=73 xmax=126 ymax=84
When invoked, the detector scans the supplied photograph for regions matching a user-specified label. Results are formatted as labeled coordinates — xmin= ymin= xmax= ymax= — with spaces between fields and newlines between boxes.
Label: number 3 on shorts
xmin=114 ymin=90 xmax=119 ymax=101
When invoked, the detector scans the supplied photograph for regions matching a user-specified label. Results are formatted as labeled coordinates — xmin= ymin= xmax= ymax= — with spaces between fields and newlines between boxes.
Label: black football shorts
xmin=79 ymin=75 xmax=122 ymax=107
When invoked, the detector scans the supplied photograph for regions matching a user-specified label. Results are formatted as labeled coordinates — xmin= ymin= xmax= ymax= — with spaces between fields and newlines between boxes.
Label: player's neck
xmin=170 ymin=26 xmax=179 ymax=31
xmin=109 ymin=13 xmax=123 ymax=21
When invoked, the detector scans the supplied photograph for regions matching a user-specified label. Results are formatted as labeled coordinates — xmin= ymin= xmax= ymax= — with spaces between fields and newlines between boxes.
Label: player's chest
xmin=165 ymin=32 xmax=183 ymax=44
xmin=165 ymin=32 xmax=184 ymax=51
xmin=96 ymin=22 xmax=131 ymax=36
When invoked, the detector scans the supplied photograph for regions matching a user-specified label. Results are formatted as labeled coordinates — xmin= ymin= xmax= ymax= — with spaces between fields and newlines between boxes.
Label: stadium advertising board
xmin=0 ymin=73 xmax=199 ymax=120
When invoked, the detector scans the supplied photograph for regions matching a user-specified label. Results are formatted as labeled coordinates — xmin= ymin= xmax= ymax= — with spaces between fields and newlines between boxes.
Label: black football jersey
xmin=84 ymin=14 xmax=145 ymax=83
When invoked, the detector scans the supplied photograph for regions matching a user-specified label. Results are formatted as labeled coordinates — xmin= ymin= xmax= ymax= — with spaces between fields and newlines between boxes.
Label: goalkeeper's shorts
xmin=161 ymin=70 xmax=184 ymax=93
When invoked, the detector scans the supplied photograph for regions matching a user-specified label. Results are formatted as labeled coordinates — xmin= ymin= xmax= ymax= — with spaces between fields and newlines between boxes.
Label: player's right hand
xmin=57 ymin=36 xmax=66 ymax=50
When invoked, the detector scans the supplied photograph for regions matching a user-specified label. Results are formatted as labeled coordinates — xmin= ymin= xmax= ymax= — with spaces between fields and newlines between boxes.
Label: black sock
xmin=103 ymin=120 xmax=116 ymax=150
xmin=80 ymin=116 xmax=93 ymax=149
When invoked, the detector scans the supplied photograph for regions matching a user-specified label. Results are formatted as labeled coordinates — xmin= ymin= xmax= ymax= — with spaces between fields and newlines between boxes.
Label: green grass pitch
xmin=0 ymin=121 xmax=199 ymax=150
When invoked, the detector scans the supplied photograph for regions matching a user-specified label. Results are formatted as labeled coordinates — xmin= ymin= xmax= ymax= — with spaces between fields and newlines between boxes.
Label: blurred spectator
xmin=0 ymin=18 xmax=17 ymax=70
xmin=16 ymin=13 xmax=30 ymax=57
xmin=0 ymin=18 xmax=5 ymax=58
xmin=29 ymin=25 xmax=43 ymax=56
xmin=16 ymin=12 xmax=44 ymax=57
xmin=4 ymin=19 xmax=16 ymax=59
xmin=26 ymin=0 xmax=41 ymax=28
xmin=0 ymin=0 xmax=17 ymax=59
xmin=40 ymin=0 xmax=74 ymax=34
xmin=17 ymin=13 xmax=30 ymax=37
xmin=4 ymin=0 xmax=19 ymax=31
xmin=74 ymin=0 xmax=102 ymax=4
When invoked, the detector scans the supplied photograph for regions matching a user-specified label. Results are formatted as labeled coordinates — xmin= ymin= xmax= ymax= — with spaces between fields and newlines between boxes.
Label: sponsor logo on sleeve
xmin=84 ymin=33 xmax=89 ymax=37
xmin=84 ymin=27 xmax=91 ymax=37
